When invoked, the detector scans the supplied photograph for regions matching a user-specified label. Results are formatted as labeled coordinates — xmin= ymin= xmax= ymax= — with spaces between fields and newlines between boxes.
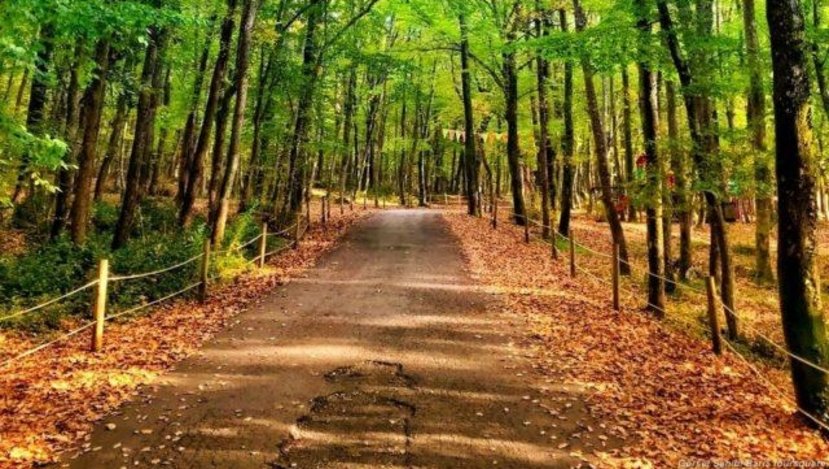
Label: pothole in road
xmin=273 ymin=361 xmax=417 ymax=469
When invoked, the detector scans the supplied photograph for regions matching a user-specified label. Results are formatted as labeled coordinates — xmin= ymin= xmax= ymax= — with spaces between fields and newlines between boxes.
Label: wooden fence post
xmin=327 ymin=194 xmax=333 ymax=219
xmin=321 ymin=197 xmax=327 ymax=227
xmin=523 ymin=213 xmax=530 ymax=243
xmin=91 ymin=259 xmax=109 ymax=352
xmin=294 ymin=214 xmax=302 ymax=250
xmin=492 ymin=200 xmax=498 ymax=229
xmin=258 ymin=223 xmax=268 ymax=268
xmin=199 ymin=239 xmax=211 ymax=303
xmin=569 ymin=229 xmax=576 ymax=278
xmin=612 ymin=242 xmax=620 ymax=311
xmin=551 ymin=227 xmax=559 ymax=260
xmin=706 ymin=276 xmax=723 ymax=355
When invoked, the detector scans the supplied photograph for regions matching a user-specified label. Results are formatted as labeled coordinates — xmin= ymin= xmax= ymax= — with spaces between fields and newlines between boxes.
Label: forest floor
xmin=560 ymin=211 xmax=829 ymax=361
xmin=441 ymin=207 xmax=829 ymax=465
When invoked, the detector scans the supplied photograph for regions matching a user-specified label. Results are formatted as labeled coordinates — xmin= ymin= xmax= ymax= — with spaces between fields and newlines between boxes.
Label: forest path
xmin=64 ymin=209 xmax=601 ymax=468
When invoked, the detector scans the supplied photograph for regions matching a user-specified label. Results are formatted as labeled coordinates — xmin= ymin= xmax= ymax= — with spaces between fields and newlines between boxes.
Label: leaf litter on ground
xmin=442 ymin=211 xmax=829 ymax=467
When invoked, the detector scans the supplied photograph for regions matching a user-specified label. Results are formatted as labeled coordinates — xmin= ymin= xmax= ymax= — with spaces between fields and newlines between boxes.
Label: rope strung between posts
xmin=0 ymin=321 xmax=97 ymax=369
xmin=109 ymin=253 xmax=205 ymax=282
xmin=105 ymin=281 xmax=203 ymax=322
xmin=0 ymin=280 xmax=99 ymax=323
xmin=718 ymin=300 xmax=829 ymax=376
xmin=720 ymin=338 xmax=829 ymax=432
xmin=266 ymin=222 xmax=299 ymax=238
xmin=496 ymin=206 xmax=829 ymax=427
xmin=504 ymin=209 xmax=829 ymax=377
xmin=0 ymin=205 xmax=325 ymax=369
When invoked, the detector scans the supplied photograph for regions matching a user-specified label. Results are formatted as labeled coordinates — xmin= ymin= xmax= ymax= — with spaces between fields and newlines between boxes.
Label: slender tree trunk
xmin=11 ymin=25 xmax=54 ymax=206
xmin=768 ymin=0 xmax=829 ymax=422
xmin=286 ymin=0 xmax=323 ymax=217
xmin=459 ymin=13 xmax=480 ymax=216
xmin=635 ymin=0 xmax=666 ymax=313
xmin=743 ymin=0 xmax=774 ymax=282
xmin=667 ymin=80 xmax=692 ymax=280
xmin=621 ymin=66 xmax=636 ymax=222
xmin=503 ymin=29 xmax=526 ymax=225
xmin=51 ymin=45 xmax=83 ymax=238
xmin=113 ymin=28 xmax=166 ymax=249
xmin=69 ymin=40 xmax=111 ymax=245
xmin=176 ymin=29 xmax=213 ymax=203
xmin=558 ymin=9 xmax=575 ymax=237
xmin=94 ymin=91 xmax=129 ymax=201
xmin=179 ymin=0 xmax=238 ymax=226
xmin=657 ymin=0 xmax=738 ymax=337
xmin=535 ymin=1 xmax=552 ymax=238
xmin=212 ymin=0 xmax=258 ymax=244
xmin=574 ymin=0 xmax=631 ymax=273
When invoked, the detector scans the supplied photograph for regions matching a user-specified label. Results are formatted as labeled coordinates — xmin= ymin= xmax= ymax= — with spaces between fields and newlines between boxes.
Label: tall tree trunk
xmin=621 ymin=66 xmax=636 ymax=222
xmin=69 ymin=40 xmax=111 ymax=245
xmin=635 ymin=0 xmax=666 ymax=313
xmin=176 ymin=29 xmax=213 ymax=203
xmin=767 ymin=0 xmax=829 ymax=423
xmin=212 ymin=0 xmax=258 ymax=245
xmin=574 ymin=0 xmax=631 ymax=273
xmin=503 ymin=27 xmax=526 ymax=225
xmin=179 ymin=0 xmax=238 ymax=227
xmin=743 ymin=0 xmax=774 ymax=282
xmin=459 ymin=13 xmax=480 ymax=216
xmin=340 ymin=66 xmax=357 ymax=212
xmin=535 ymin=1 xmax=552 ymax=238
xmin=113 ymin=27 xmax=166 ymax=250
xmin=657 ymin=0 xmax=738 ymax=338
xmin=558 ymin=9 xmax=575 ymax=237
xmin=11 ymin=24 xmax=54 ymax=206
xmin=51 ymin=44 xmax=83 ymax=238
xmin=286 ymin=0 xmax=323 ymax=217
xmin=667 ymin=80 xmax=692 ymax=280
xmin=94 ymin=91 xmax=129 ymax=202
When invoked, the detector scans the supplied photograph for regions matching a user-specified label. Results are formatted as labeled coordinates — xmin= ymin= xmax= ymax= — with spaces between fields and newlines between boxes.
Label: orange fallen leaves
xmin=0 ymin=209 xmax=369 ymax=468
xmin=443 ymin=211 xmax=829 ymax=467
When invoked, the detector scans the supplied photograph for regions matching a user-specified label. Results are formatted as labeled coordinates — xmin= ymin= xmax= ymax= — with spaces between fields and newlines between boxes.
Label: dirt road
xmin=64 ymin=210 xmax=605 ymax=468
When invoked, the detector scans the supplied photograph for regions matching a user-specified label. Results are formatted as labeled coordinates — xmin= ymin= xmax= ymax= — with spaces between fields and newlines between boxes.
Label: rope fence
xmin=0 ymin=213 xmax=314 ymax=369
xmin=483 ymin=203 xmax=829 ymax=430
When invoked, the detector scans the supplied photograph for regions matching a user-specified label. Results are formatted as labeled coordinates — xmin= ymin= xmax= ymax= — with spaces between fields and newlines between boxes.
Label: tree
xmin=767 ymin=0 xmax=829 ymax=423
xmin=573 ymin=0 xmax=631 ymax=275
xmin=634 ymin=0 xmax=666 ymax=314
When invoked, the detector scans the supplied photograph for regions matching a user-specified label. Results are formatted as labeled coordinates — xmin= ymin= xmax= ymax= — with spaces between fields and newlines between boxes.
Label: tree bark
xmin=535 ymin=1 xmax=552 ymax=238
xmin=768 ymin=0 xmax=829 ymax=422
xmin=286 ymin=0 xmax=323 ymax=218
xmin=573 ymin=0 xmax=631 ymax=274
xmin=11 ymin=24 xmax=54 ymax=206
xmin=743 ymin=0 xmax=774 ymax=282
xmin=212 ymin=0 xmax=258 ymax=245
xmin=503 ymin=26 xmax=526 ymax=225
xmin=459 ymin=13 xmax=480 ymax=216
xmin=179 ymin=0 xmax=239 ymax=227
xmin=69 ymin=40 xmax=111 ymax=245
xmin=113 ymin=27 xmax=166 ymax=249
xmin=635 ymin=0 xmax=666 ymax=313
xmin=621 ymin=66 xmax=636 ymax=222
xmin=558 ymin=9 xmax=575 ymax=237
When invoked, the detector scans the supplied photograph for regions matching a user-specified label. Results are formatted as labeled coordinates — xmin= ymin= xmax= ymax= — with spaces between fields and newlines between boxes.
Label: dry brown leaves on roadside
xmin=442 ymin=212 xmax=829 ymax=467
xmin=0 ymin=209 xmax=369 ymax=468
